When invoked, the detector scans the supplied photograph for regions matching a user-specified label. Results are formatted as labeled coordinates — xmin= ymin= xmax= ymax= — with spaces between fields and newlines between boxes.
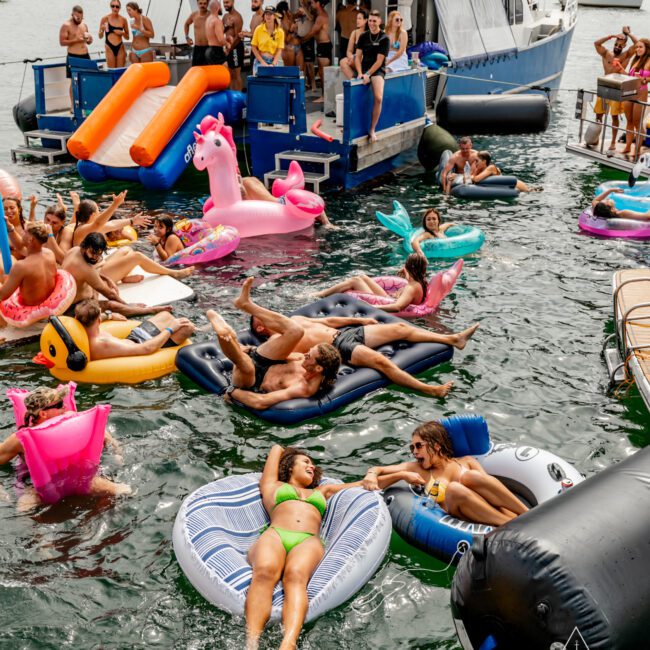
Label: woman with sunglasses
xmin=99 ymin=0 xmax=129 ymax=68
xmin=384 ymin=10 xmax=408 ymax=73
xmin=362 ymin=420 xmax=528 ymax=526
xmin=0 ymin=386 xmax=129 ymax=510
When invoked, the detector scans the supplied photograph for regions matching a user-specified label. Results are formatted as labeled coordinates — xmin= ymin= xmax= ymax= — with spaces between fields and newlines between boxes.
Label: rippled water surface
xmin=0 ymin=1 xmax=649 ymax=648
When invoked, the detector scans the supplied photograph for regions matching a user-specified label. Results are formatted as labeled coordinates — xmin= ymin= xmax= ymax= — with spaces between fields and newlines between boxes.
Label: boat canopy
xmin=435 ymin=0 xmax=517 ymax=64
xmin=144 ymin=0 xmax=196 ymax=41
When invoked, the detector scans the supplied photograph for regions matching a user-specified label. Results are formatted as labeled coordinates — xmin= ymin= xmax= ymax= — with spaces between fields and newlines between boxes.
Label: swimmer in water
xmin=411 ymin=208 xmax=457 ymax=258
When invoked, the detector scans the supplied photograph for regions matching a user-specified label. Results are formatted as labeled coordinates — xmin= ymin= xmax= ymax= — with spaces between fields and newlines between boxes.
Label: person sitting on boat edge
xmin=471 ymin=152 xmax=535 ymax=193
xmin=592 ymin=187 xmax=650 ymax=221
xmin=440 ymin=137 xmax=479 ymax=195
xmin=411 ymin=208 xmax=457 ymax=257
xmin=0 ymin=385 xmax=130 ymax=511
xmin=147 ymin=216 xmax=185 ymax=262
xmin=354 ymin=9 xmax=390 ymax=143
xmin=245 ymin=444 xmax=406 ymax=650
xmin=74 ymin=298 xmax=194 ymax=360
xmin=339 ymin=8 xmax=368 ymax=81
xmin=362 ymin=420 xmax=528 ymax=527
xmin=314 ymin=253 xmax=428 ymax=311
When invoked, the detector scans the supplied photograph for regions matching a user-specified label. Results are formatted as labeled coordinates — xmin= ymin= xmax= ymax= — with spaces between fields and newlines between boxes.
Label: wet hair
xmin=315 ymin=343 xmax=341 ymax=394
xmin=80 ymin=231 xmax=108 ymax=253
xmin=412 ymin=421 xmax=455 ymax=460
xmin=3 ymin=196 xmax=25 ymax=229
xmin=126 ymin=2 xmax=142 ymax=13
xmin=26 ymin=221 xmax=50 ymax=244
xmin=404 ymin=253 xmax=428 ymax=304
xmin=75 ymin=299 xmax=102 ymax=327
xmin=477 ymin=151 xmax=492 ymax=165
xmin=278 ymin=447 xmax=322 ymax=489
xmin=44 ymin=205 xmax=67 ymax=221
xmin=421 ymin=208 xmax=441 ymax=234
xmin=593 ymin=201 xmax=617 ymax=220
xmin=458 ymin=136 xmax=472 ymax=146
xmin=154 ymin=215 xmax=174 ymax=237
xmin=629 ymin=38 xmax=650 ymax=73
xmin=76 ymin=199 xmax=98 ymax=224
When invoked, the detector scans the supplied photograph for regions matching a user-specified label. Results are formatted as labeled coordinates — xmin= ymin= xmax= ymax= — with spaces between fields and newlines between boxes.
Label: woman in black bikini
xmin=99 ymin=0 xmax=129 ymax=68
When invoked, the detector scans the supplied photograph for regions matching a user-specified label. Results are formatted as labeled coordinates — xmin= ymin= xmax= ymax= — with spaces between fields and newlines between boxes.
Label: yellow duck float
xmin=33 ymin=316 xmax=188 ymax=384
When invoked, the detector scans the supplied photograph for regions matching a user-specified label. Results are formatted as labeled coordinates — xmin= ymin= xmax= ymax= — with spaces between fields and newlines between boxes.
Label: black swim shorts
xmin=247 ymin=347 xmax=286 ymax=391
xmin=126 ymin=320 xmax=177 ymax=348
xmin=227 ymin=42 xmax=245 ymax=69
xmin=66 ymin=52 xmax=91 ymax=78
xmin=316 ymin=41 xmax=333 ymax=61
xmin=302 ymin=39 xmax=315 ymax=63
xmin=331 ymin=326 xmax=366 ymax=365
xmin=192 ymin=45 xmax=209 ymax=66
xmin=205 ymin=46 xmax=226 ymax=65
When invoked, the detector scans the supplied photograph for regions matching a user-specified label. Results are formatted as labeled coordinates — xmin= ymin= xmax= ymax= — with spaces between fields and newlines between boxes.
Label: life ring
xmin=578 ymin=206 xmax=650 ymax=239
xmin=106 ymin=225 xmax=138 ymax=248
xmin=311 ymin=119 xmax=334 ymax=143
xmin=0 ymin=169 xmax=21 ymax=199
xmin=33 ymin=316 xmax=190 ymax=384
xmin=173 ymin=473 xmax=391 ymax=622
xmin=0 ymin=269 xmax=76 ymax=328
xmin=383 ymin=415 xmax=583 ymax=564
xmin=166 ymin=223 xmax=240 ymax=266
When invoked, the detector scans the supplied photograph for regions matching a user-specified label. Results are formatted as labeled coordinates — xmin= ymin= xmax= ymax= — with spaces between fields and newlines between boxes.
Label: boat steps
xmin=265 ymin=150 xmax=340 ymax=194
xmin=11 ymin=129 xmax=71 ymax=164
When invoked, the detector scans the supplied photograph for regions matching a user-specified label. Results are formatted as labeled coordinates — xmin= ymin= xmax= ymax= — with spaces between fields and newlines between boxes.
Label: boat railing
xmin=612 ymin=276 xmax=650 ymax=360
xmin=572 ymin=89 xmax=650 ymax=164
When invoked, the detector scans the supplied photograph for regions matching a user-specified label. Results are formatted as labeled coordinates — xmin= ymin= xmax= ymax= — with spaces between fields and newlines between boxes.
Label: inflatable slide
xmin=67 ymin=62 xmax=245 ymax=190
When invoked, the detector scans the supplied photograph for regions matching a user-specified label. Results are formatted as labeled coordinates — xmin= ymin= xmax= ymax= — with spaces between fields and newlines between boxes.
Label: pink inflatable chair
xmin=7 ymin=382 xmax=78 ymax=427
xmin=347 ymin=259 xmax=464 ymax=319
xmin=194 ymin=114 xmax=324 ymax=238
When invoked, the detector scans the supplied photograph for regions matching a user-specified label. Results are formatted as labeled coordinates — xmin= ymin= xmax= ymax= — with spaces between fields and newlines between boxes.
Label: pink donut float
xmin=578 ymin=206 xmax=650 ymax=239
xmin=0 ymin=269 xmax=76 ymax=328
xmin=194 ymin=113 xmax=324 ymax=237
xmin=7 ymin=382 xmax=77 ymax=428
xmin=167 ymin=222 xmax=240 ymax=266
xmin=347 ymin=259 xmax=464 ymax=318
xmin=16 ymin=405 xmax=110 ymax=504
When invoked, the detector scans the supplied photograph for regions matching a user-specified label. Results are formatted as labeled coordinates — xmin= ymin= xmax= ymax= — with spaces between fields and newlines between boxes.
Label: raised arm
xmin=592 ymin=187 xmax=622 ymax=209
xmin=74 ymin=191 xmax=127 ymax=244
xmin=593 ymin=34 xmax=613 ymax=56
xmin=361 ymin=461 xmax=417 ymax=490
xmin=259 ymin=444 xmax=284 ymax=495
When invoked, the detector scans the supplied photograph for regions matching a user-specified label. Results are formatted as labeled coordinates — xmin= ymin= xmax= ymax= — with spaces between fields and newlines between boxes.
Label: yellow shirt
xmin=251 ymin=23 xmax=285 ymax=57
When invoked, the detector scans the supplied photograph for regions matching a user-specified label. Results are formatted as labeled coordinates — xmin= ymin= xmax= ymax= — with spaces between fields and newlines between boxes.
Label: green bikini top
xmin=274 ymin=483 xmax=327 ymax=516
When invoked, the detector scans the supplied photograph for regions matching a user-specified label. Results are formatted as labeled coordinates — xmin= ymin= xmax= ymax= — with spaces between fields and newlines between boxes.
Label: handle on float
xmin=311 ymin=119 xmax=334 ymax=143
xmin=0 ymin=199 xmax=12 ymax=274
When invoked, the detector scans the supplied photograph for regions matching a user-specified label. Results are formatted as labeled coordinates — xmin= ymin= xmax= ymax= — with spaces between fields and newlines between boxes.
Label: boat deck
xmin=613 ymin=269 xmax=650 ymax=411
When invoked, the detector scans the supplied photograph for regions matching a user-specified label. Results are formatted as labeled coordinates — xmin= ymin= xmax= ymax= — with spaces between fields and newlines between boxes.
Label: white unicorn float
xmin=194 ymin=114 xmax=325 ymax=237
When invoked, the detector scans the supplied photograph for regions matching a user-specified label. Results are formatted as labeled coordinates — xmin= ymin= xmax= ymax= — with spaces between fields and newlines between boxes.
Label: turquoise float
xmin=376 ymin=200 xmax=485 ymax=259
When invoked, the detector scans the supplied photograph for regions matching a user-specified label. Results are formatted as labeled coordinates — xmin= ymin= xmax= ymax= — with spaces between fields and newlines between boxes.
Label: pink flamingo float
xmin=347 ymin=259 xmax=464 ymax=319
xmin=194 ymin=114 xmax=324 ymax=238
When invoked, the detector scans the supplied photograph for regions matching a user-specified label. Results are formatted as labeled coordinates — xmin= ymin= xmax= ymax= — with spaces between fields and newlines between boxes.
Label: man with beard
xmin=185 ymin=0 xmax=210 ymax=66
xmin=59 ymin=5 xmax=93 ymax=103
xmin=240 ymin=0 xmax=263 ymax=38
xmin=594 ymin=26 xmax=638 ymax=151
xmin=223 ymin=0 xmax=244 ymax=90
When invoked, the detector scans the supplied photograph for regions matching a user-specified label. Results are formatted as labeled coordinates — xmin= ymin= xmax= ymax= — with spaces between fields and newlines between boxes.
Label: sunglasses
xmin=44 ymin=401 xmax=64 ymax=411
xmin=395 ymin=17 xmax=402 ymax=21
xmin=111 ymin=3 xmax=120 ymax=7
xmin=409 ymin=441 xmax=425 ymax=454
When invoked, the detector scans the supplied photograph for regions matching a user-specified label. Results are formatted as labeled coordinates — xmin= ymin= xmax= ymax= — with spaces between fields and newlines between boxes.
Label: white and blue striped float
xmin=172 ymin=473 xmax=392 ymax=621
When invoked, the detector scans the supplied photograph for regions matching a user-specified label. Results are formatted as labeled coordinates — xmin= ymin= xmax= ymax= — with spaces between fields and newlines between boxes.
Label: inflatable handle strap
xmin=0 ymin=199 xmax=12 ymax=274
xmin=439 ymin=414 xmax=491 ymax=457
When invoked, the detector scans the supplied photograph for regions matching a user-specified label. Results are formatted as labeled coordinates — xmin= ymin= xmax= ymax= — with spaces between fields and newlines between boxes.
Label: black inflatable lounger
xmin=176 ymin=294 xmax=454 ymax=424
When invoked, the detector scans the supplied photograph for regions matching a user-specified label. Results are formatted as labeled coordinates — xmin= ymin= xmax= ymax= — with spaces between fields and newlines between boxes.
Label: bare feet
xmin=452 ymin=323 xmax=480 ymax=350
xmin=170 ymin=266 xmax=194 ymax=279
xmin=207 ymin=309 xmax=238 ymax=343
xmin=425 ymin=380 xmax=454 ymax=398
xmin=150 ymin=304 xmax=173 ymax=313
xmin=121 ymin=274 xmax=144 ymax=284
xmin=233 ymin=276 xmax=254 ymax=311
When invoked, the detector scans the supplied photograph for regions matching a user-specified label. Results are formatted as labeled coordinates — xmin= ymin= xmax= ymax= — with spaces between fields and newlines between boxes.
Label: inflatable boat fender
xmin=12 ymin=94 xmax=38 ymax=133
xmin=417 ymin=124 xmax=458 ymax=171
xmin=451 ymin=446 xmax=650 ymax=650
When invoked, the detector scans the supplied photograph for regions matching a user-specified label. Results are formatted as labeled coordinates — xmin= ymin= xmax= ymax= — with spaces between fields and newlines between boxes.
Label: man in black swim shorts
xmin=59 ymin=4 xmax=93 ymax=103
xmin=301 ymin=0 xmax=331 ymax=103
xmin=223 ymin=0 xmax=244 ymax=90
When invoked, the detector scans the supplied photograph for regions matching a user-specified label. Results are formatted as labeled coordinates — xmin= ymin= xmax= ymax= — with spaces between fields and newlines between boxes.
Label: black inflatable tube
xmin=436 ymin=94 xmax=550 ymax=135
xmin=12 ymin=95 xmax=37 ymax=133
xmin=450 ymin=446 xmax=650 ymax=650
xmin=451 ymin=180 xmax=519 ymax=200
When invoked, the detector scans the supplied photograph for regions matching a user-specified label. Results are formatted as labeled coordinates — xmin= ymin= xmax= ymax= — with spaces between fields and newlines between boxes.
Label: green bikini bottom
xmin=261 ymin=525 xmax=324 ymax=554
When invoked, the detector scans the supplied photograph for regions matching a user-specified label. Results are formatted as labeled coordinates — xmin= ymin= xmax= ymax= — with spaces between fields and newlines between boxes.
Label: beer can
xmin=561 ymin=478 xmax=573 ymax=491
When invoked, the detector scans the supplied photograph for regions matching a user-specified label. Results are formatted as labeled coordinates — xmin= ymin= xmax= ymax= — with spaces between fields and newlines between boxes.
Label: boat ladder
xmin=11 ymin=129 xmax=71 ymax=164
xmin=264 ymin=150 xmax=340 ymax=195
xmin=603 ymin=275 xmax=650 ymax=391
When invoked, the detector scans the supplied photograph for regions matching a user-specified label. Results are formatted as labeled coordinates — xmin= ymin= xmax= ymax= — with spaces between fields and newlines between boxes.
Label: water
xmin=0 ymin=2 xmax=649 ymax=648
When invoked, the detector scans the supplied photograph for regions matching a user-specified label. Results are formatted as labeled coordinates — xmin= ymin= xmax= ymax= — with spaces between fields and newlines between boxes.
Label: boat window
xmin=502 ymin=0 xmax=524 ymax=25
xmin=436 ymin=0 xmax=516 ymax=63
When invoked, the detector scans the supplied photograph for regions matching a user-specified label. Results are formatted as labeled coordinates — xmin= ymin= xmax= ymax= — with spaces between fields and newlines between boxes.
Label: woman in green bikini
xmin=246 ymin=445 xmax=400 ymax=650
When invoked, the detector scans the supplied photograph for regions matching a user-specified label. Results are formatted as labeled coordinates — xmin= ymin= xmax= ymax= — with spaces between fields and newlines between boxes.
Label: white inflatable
xmin=173 ymin=473 xmax=391 ymax=622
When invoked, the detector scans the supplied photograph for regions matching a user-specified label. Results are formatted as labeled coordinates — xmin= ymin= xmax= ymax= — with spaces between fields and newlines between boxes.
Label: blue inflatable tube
xmin=595 ymin=179 xmax=650 ymax=212
xmin=176 ymin=295 xmax=454 ymax=424
xmin=77 ymin=90 xmax=246 ymax=190
xmin=376 ymin=200 xmax=485 ymax=259
xmin=0 ymin=200 xmax=12 ymax=274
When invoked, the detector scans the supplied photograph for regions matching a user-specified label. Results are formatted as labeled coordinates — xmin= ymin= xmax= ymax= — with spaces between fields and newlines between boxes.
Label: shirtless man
xmin=59 ymin=5 xmax=93 ymax=102
xmin=241 ymin=0 xmax=264 ymax=38
xmin=440 ymin=137 xmax=479 ymax=195
xmin=336 ymin=1 xmax=358 ymax=60
xmin=237 ymin=278 xmax=479 ymax=399
xmin=0 ymin=223 xmax=57 ymax=318
xmin=594 ymin=26 xmax=638 ymax=150
xmin=302 ymin=0 xmax=331 ymax=102
xmin=223 ymin=0 xmax=244 ymax=90
xmin=205 ymin=0 xmax=227 ymax=65
xmin=185 ymin=0 xmax=210 ymax=66
xmin=206 ymin=298 xmax=341 ymax=411
xmin=61 ymin=232 xmax=183 ymax=318
xmin=74 ymin=298 xmax=194 ymax=360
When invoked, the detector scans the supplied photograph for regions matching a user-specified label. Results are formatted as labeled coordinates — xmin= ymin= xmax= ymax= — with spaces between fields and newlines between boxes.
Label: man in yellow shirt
xmin=251 ymin=5 xmax=285 ymax=74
